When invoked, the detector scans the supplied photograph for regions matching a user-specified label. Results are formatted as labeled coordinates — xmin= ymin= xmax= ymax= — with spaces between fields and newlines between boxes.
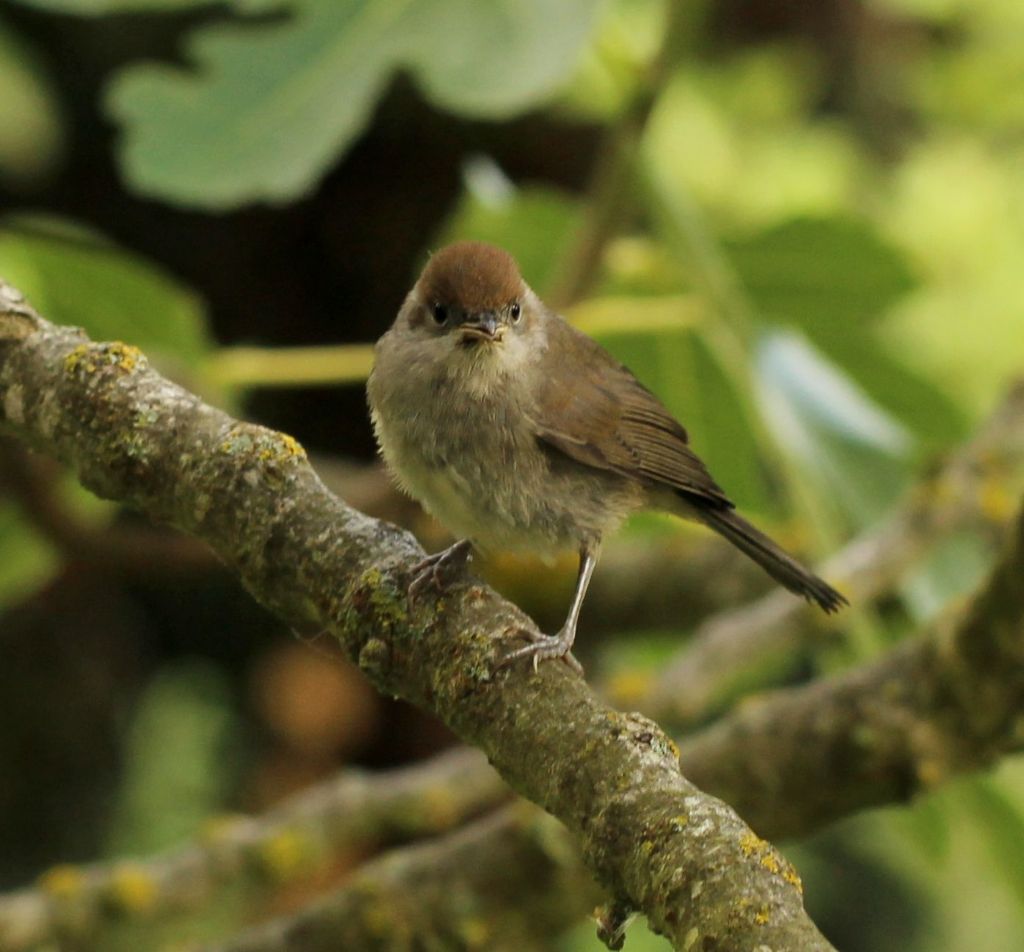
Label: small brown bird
xmin=367 ymin=241 xmax=846 ymax=672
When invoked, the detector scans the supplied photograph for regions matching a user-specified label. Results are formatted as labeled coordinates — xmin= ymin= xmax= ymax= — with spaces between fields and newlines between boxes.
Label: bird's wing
xmin=530 ymin=319 xmax=732 ymax=507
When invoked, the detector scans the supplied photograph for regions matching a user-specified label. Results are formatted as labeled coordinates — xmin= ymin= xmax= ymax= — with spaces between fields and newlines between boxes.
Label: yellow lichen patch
xmin=255 ymin=432 xmax=306 ymax=463
xmin=606 ymin=669 xmax=654 ymax=707
xmin=739 ymin=831 xmax=766 ymax=856
xmin=740 ymin=830 xmax=799 ymax=887
xmin=218 ymin=425 xmax=307 ymax=465
xmin=64 ymin=342 xmax=142 ymax=376
xmin=39 ymin=864 xmax=84 ymax=899
xmin=105 ymin=342 xmax=142 ymax=372
xmin=257 ymin=830 xmax=310 ymax=881
xmin=108 ymin=864 xmax=157 ymax=914
xmin=753 ymin=904 xmax=771 ymax=925
xmin=647 ymin=732 xmax=680 ymax=759
xmin=978 ymin=477 xmax=1015 ymax=522
xmin=64 ymin=344 xmax=95 ymax=375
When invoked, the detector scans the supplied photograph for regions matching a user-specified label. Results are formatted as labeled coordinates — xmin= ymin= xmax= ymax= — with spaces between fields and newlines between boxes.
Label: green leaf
xmin=727 ymin=217 xmax=967 ymax=451
xmin=402 ymin=0 xmax=600 ymax=117
xmin=4 ymin=0 xmax=270 ymax=12
xmin=801 ymin=324 xmax=970 ymax=452
xmin=0 ymin=504 xmax=57 ymax=608
xmin=106 ymin=0 xmax=601 ymax=208
xmin=0 ymin=216 xmax=211 ymax=362
xmin=0 ymin=13 xmax=64 ymax=186
xmin=726 ymin=216 xmax=917 ymax=326
xmin=755 ymin=328 xmax=913 ymax=526
xmin=106 ymin=661 xmax=238 ymax=855
xmin=964 ymin=777 xmax=1024 ymax=909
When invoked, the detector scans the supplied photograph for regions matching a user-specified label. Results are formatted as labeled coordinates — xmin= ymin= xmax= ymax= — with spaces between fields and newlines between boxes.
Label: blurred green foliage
xmin=0 ymin=13 xmax=62 ymax=185
xmin=103 ymin=0 xmax=602 ymax=206
xmin=105 ymin=661 xmax=239 ymax=856
xmin=1 ymin=0 xmax=1023 ymax=949
xmin=0 ymin=217 xmax=211 ymax=362
xmin=0 ymin=501 xmax=57 ymax=604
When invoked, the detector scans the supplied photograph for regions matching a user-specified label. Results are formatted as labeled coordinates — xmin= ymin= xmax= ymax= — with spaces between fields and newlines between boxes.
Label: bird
xmin=367 ymin=241 xmax=846 ymax=673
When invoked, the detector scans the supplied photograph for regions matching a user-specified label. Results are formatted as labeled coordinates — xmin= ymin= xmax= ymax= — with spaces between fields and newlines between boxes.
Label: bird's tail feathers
xmin=695 ymin=505 xmax=847 ymax=613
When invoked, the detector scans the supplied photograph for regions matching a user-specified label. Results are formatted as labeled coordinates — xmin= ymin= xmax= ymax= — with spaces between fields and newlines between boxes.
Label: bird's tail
xmin=695 ymin=505 xmax=847 ymax=613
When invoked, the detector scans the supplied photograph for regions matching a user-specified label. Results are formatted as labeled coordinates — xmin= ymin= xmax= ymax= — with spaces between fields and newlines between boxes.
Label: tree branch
xmin=201 ymin=807 xmax=599 ymax=952
xmin=0 ymin=285 xmax=833 ymax=949
xmin=679 ymin=489 xmax=1024 ymax=839
xmin=218 ymin=475 xmax=1024 ymax=948
xmin=0 ymin=749 xmax=505 ymax=952
xmin=645 ymin=382 xmax=1024 ymax=726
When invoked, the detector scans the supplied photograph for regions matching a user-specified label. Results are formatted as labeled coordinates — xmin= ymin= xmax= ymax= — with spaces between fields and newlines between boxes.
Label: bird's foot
xmin=408 ymin=539 xmax=474 ymax=601
xmin=501 ymin=627 xmax=583 ymax=676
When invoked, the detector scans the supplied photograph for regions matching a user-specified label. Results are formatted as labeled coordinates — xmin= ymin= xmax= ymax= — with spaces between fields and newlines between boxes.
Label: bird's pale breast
xmin=368 ymin=345 xmax=642 ymax=553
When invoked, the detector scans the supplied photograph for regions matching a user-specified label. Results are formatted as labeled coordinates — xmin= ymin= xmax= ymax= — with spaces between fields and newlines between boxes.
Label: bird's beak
xmin=460 ymin=311 xmax=502 ymax=342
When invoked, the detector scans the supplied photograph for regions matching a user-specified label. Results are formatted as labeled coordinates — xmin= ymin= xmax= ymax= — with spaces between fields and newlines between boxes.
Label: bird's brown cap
xmin=417 ymin=242 xmax=523 ymax=312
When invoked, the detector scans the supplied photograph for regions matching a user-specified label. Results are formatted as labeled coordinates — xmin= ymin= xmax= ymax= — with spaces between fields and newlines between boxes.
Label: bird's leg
xmin=408 ymin=539 xmax=474 ymax=600
xmin=502 ymin=541 xmax=599 ymax=675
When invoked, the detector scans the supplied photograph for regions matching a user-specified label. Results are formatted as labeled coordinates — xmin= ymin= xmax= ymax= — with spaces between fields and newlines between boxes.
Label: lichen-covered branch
xmin=0 ymin=285 xmax=833 ymax=949
xmin=0 ymin=749 xmax=504 ymax=952
xmin=201 ymin=807 xmax=599 ymax=952
xmin=7 ymin=460 xmax=1024 ymax=950
xmin=645 ymin=382 xmax=1024 ymax=727
xmin=679 ymin=491 xmax=1024 ymax=840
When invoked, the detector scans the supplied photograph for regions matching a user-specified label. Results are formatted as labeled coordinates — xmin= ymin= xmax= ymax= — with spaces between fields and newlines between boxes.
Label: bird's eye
xmin=510 ymin=301 xmax=522 ymax=323
xmin=431 ymin=303 xmax=448 ymax=325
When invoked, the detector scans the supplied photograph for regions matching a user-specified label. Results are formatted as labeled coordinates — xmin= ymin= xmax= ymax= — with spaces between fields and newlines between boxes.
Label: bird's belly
xmin=371 ymin=391 xmax=643 ymax=553
xmin=413 ymin=463 xmax=504 ymax=544
xmin=389 ymin=438 xmax=571 ymax=551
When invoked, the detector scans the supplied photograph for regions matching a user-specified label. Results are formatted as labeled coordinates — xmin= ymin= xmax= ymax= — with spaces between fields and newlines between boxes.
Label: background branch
xmin=680 ymin=491 xmax=1024 ymax=839
xmin=202 ymin=807 xmax=598 ymax=952
xmin=0 ymin=749 xmax=505 ymax=952
xmin=644 ymin=382 xmax=1024 ymax=726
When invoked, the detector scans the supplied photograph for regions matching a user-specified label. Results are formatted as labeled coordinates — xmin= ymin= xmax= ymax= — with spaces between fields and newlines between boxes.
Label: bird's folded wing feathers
xmin=530 ymin=322 xmax=732 ymax=508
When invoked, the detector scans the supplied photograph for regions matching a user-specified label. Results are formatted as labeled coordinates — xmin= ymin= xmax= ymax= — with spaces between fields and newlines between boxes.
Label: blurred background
xmin=0 ymin=0 xmax=1023 ymax=949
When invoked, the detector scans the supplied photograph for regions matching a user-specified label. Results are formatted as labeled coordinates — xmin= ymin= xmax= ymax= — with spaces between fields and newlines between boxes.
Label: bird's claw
xmin=408 ymin=539 xmax=473 ymax=601
xmin=500 ymin=628 xmax=583 ymax=676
